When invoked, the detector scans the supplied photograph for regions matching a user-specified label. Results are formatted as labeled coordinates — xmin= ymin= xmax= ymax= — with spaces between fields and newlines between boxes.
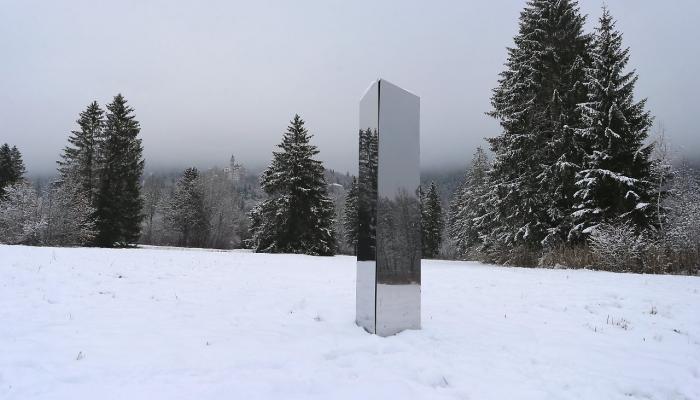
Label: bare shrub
xmin=0 ymin=182 xmax=45 ymax=245
xmin=589 ymin=223 xmax=647 ymax=272
xmin=540 ymin=245 xmax=594 ymax=269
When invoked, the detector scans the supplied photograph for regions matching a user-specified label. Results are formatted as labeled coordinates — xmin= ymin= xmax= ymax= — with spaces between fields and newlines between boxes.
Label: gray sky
xmin=1 ymin=0 xmax=699 ymax=175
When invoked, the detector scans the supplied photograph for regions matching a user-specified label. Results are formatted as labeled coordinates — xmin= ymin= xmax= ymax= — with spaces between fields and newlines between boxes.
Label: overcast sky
xmin=1 ymin=0 xmax=698 ymax=175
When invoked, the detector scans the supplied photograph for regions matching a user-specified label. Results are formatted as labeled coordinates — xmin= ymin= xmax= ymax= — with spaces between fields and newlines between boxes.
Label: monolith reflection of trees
xmin=377 ymin=189 xmax=421 ymax=284
xmin=357 ymin=128 xmax=378 ymax=261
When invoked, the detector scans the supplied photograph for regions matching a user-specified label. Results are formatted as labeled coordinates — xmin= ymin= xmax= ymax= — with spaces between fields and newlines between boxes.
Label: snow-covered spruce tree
xmin=94 ymin=94 xmax=145 ymax=247
xmin=42 ymin=174 xmax=96 ymax=246
xmin=448 ymin=147 xmax=491 ymax=259
xmin=164 ymin=167 xmax=210 ymax=248
xmin=58 ymin=101 xmax=104 ymax=204
xmin=0 ymin=144 xmax=11 ymax=196
xmin=0 ymin=182 xmax=44 ymax=245
xmin=570 ymin=8 xmax=655 ymax=240
xmin=487 ymin=0 xmax=590 ymax=262
xmin=421 ymin=182 xmax=443 ymax=259
xmin=0 ymin=144 xmax=26 ymax=198
xmin=248 ymin=114 xmax=336 ymax=255
xmin=342 ymin=177 xmax=358 ymax=253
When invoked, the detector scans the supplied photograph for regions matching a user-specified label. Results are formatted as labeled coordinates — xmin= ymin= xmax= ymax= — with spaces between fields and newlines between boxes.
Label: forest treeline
xmin=1 ymin=1 xmax=698 ymax=275
xmin=0 ymin=95 xmax=143 ymax=247
xmin=444 ymin=2 xmax=699 ymax=274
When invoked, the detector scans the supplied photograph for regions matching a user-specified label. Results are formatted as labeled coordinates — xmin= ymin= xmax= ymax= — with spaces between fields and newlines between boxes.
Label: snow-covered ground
xmin=1 ymin=245 xmax=698 ymax=400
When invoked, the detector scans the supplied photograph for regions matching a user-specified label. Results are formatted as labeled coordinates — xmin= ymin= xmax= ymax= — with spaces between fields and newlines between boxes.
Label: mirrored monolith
xmin=356 ymin=79 xmax=420 ymax=336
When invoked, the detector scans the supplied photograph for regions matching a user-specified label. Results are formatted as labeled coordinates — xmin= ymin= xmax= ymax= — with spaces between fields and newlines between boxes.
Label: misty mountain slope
xmin=1 ymin=245 xmax=698 ymax=400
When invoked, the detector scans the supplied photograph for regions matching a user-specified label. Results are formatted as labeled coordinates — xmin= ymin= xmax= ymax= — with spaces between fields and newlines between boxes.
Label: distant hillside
xmin=421 ymin=167 xmax=466 ymax=205
xmin=324 ymin=169 xmax=354 ymax=189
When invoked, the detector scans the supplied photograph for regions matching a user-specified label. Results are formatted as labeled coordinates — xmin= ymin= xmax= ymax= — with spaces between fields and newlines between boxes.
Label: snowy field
xmin=1 ymin=245 xmax=698 ymax=400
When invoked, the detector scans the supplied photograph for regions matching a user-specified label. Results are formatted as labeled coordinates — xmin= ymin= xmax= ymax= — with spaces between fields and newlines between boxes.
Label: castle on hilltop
xmin=223 ymin=155 xmax=245 ymax=184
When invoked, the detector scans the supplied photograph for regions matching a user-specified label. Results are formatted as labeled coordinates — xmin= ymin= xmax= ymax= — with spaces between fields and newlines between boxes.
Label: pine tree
xmin=570 ymin=7 xmax=655 ymax=239
xmin=94 ymin=94 xmax=145 ymax=247
xmin=164 ymin=167 xmax=210 ymax=247
xmin=422 ymin=182 xmax=443 ymax=258
xmin=0 ymin=144 xmax=14 ymax=197
xmin=248 ymin=114 xmax=336 ymax=255
xmin=0 ymin=145 xmax=9 ymax=171
xmin=448 ymin=147 xmax=491 ymax=259
xmin=342 ymin=176 xmax=359 ymax=252
xmin=9 ymin=146 xmax=26 ymax=181
xmin=58 ymin=101 xmax=104 ymax=204
xmin=486 ymin=0 xmax=591 ymax=259
xmin=0 ymin=144 xmax=26 ymax=198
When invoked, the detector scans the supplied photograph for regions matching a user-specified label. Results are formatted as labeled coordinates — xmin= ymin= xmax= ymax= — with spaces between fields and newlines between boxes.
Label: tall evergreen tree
xmin=58 ymin=101 xmax=104 ymax=203
xmin=0 ymin=144 xmax=14 ymax=197
xmin=486 ymin=0 xmax=591 ymax=258
xmin=449 ymin=147 xmax=491 ymax=259
xmin=248 ymin=114 xmax=336 ymax=255
xmin=342 ymin=176 xmax=359 ymax=252
xmin=9 ymin=146 xmax=26 ymax=181
xmin=0 ymin=144 xmax=26 ymax=197
xmin=570 ymin=7 xmax=655 ymax=239
xmin=0 ymin=145 xmax=10 ymax=185
xmin=422 ymin=182 xmax=444 ymax=259
xmin=94 ymin=94 xmax=145 ymax=247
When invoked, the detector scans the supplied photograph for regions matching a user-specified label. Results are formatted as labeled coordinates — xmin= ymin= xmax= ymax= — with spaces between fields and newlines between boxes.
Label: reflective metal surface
xmin=356 ymin=79 xmax=420 ymax=336
xmin=356 ymin=81 xmax=379 ymax=334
